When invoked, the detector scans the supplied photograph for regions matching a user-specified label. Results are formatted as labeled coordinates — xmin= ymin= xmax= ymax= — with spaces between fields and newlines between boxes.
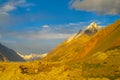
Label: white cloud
xmin=42 ymin=25 xmax=49 ymax=28
xmin=70 ymin=0 xmax=120 ymax=15
xmin=15 ymin=26 xmax=73 ymax=40
xmin=2 ymin=4 xmax=16 ymax=12
xmin=3 ymin=22 xmax=83 ymax=40
xmin=67 ymin=22 xmax=85 ymax=26
xmin=0 ymin=0 xmax=34 ymax=15
xmin=0 ymin=22 xmax=85 ymax=40
xmin=25 ymin=33 xmax=72 ymax=40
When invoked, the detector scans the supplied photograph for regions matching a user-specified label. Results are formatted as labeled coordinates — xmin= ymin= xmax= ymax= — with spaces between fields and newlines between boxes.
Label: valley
xmin=0 ymin=20 xmax=120 ymax=80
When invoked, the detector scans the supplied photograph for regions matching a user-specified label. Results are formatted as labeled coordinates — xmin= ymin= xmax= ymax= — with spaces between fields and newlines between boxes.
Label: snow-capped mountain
xmin=86 ymin=22 xmax=101 ymax=30
xmin=66 ymin=22 xmax=102 ymax=43
xmin=84 ymin=22 xmax=101 ymax=35
xmin=17 ymin=52 xmax=47 ymax=61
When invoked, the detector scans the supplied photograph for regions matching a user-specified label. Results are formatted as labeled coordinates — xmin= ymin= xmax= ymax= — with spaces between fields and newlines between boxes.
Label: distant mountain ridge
xmin=0 ymin=43 xmax=25 ymax=62
xmin=17 ymin=52 xmax=47 ymax=61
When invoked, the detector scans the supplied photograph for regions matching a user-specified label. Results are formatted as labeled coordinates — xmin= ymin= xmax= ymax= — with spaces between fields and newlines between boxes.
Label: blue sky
xmin=0 ymin=0 xmax=120 ymax=54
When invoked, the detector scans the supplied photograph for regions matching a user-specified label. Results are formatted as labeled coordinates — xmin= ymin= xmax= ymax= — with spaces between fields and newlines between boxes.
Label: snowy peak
xmin=87 ymin=22 xmax=97 ymax=28
xmin=84 ymin=22 xmax=101 ymax=35
xmin=86 ymin=22 xmax=101 ymax=30
xmin=66 ymin=22 xmax=102 ymax=43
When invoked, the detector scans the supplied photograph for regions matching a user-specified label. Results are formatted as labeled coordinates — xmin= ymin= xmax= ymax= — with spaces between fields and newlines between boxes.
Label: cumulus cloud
xmin=70 ymin=0 xmax=120 ymax=15
xmin=0 ymin=0 xmax=34 ymax=15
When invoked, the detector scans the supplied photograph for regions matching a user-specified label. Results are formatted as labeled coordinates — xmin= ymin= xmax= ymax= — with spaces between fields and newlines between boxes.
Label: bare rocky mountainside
xmin=0 ymin=43 xmax=25 ymax=62
xmin=0 ymin=20 xmax=120 ymax=80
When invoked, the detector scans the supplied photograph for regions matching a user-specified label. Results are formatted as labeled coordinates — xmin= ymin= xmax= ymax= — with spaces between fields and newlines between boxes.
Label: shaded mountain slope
xmin=0 ymin=43 xmax=25 ymax=62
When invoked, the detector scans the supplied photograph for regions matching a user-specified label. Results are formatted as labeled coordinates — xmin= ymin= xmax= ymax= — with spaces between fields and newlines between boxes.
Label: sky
xmin=0 ymin=0 xmax=120 ymax=54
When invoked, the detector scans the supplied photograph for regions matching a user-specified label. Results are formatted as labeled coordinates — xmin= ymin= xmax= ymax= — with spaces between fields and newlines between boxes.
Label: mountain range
xmin=17 ymin=52 xmax=47 ymax=61
xmin=0 ymin=20 xmax=120 ymax=80
xmin=43 ymin=22 xmax=102 ymax=61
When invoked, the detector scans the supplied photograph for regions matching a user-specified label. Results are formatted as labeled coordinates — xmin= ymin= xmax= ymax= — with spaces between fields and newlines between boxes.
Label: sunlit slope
xmin=44 ymin=34 xmax=91 ymax=61
xmin=44 ymin=22 xmax=101 ymax=61
xmin=77 ymin=20 xmax=120 ymax=59
xmin=67 ymin=20 xmax=120 ymax=79
xmin=79 ymin=46 xmax=120 ymax=79
xmin=0 ymin=47 xmax=119 ymax=80
xmin=0 ymin=61 xmax=84 ymax=80
xmin=44 ymin=20 xmax=120 ymax=62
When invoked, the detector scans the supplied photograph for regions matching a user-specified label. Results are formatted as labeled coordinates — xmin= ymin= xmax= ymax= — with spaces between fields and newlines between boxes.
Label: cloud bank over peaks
xmin=70 ymin=0 xmax=120 ymax=15
xmin=14 ymin=25 xmax=73 ymax=40
xmin=1 ymin=22 xmax=85 ymax=41
xmin=0 ymin=22 xmax=86 ymax=41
